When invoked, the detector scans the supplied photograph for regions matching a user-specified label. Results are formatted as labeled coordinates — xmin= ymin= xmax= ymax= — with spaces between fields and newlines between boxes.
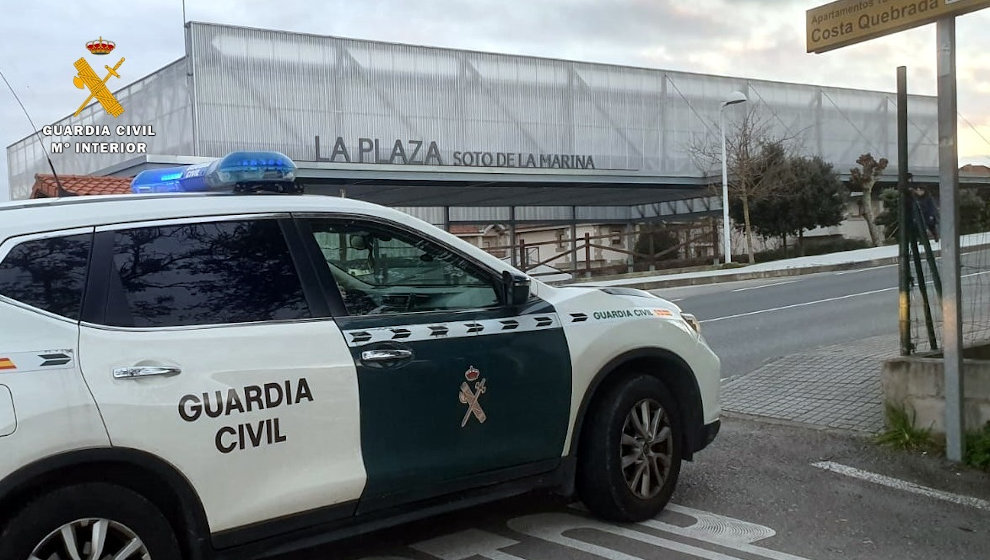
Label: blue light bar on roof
xmin=131 ymin=151 xmax=298 ymax=194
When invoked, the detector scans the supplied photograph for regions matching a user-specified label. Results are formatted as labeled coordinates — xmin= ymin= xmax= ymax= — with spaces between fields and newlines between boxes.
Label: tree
xmin=849 ymin=153 xmax=888 ymax=247
xmin=788 ymin=156 xmax=849 ymax=253
xmin=735 ymin=155 xmax=847 ymax=255
xmin=875 ymin=188 xmax=901 ymax=243
xmin=727 ymin=141 xmax=793 ymax=249
xmin=689 ymin=109 xmax=797 ymax=264
xmin=634 ymin=225 xmax=681 ymax=264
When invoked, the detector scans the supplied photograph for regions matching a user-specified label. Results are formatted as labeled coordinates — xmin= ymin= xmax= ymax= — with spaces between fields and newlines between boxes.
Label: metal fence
xmin=476 ymin=221 xmax=719 ymax=279
xmin=903 ymin=185 xmax=990 ymax=354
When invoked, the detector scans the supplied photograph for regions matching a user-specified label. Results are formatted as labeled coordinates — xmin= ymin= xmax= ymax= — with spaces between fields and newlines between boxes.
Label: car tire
xmin=0 ymin=482 xmax=181 ymax=560
xmin=577 ymin=373 xmax=682 ymax=522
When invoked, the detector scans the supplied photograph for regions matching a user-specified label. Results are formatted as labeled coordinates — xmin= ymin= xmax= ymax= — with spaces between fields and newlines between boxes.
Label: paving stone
xmin=722 ymin=333 xmax=899 ymax=432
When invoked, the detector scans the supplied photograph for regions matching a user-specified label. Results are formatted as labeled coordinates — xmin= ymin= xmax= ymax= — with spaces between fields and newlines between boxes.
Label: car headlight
xmin=681 ymin=313 xmax=701 ymax=334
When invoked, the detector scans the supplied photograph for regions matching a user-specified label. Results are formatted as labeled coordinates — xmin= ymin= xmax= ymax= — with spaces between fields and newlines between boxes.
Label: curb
xmin=719 ymin=411 xmax=880 ymax=436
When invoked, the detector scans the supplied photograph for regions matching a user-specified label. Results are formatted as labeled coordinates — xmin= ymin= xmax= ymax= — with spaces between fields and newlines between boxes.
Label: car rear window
xmin=0 ymin=233 xmax=93 ymax=320
xmin=103 ymin=219 xmax=311 ymax=328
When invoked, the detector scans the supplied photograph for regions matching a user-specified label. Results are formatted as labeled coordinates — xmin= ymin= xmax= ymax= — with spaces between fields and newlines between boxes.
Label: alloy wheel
xmin=28 ymin=518 xmax=150 ymax=560
xmin=620 ymin=397 xmax=673 ymax=499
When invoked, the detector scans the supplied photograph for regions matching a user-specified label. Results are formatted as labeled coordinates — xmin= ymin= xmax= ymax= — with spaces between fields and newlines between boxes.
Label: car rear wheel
xmin=0 ymin=483 xmax=181 ymax=560
xmin=577 ymin=373 xmax=682 ymax=521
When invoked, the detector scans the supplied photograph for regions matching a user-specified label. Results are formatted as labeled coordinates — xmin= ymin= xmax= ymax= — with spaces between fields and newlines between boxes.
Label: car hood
xmin=560 ymin=285 xmax=683 ymax=313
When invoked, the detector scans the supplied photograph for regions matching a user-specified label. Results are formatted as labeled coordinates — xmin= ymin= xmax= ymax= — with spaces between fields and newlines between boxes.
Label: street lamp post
xmin=719 ymin=91 xmax=747 ymax=264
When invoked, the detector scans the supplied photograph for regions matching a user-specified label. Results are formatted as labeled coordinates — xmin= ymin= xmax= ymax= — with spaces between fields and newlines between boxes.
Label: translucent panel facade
xmin=7 ymin=22 xmax=939 ymax=201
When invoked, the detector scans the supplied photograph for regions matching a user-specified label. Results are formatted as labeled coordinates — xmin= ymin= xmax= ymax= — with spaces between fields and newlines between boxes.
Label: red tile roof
xmin=31 ymin=174 xmax=133 ymax=198
xmin=449 ymin=225 xmax=485 ymax=234
xmin=960 ymin=164 xmax=990 ymax=176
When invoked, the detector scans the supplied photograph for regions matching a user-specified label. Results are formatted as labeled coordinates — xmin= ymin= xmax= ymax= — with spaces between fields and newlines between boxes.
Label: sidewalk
xmin=721 ymin=334 xmax=901 ymax=433
xmin=563 ymin=232 xmax=989 ymax=290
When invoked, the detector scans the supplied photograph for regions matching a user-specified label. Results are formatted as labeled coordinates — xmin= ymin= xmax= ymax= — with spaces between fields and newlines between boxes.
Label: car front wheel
xmin=577 ymin=373 xmax=683 ymax=522
xmin=0 ymin=483 xmax=181 ymax=560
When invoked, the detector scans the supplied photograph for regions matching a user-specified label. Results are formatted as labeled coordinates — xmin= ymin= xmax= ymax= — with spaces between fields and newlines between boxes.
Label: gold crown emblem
xmin=85 ymin=36 xmax=115 ymax=55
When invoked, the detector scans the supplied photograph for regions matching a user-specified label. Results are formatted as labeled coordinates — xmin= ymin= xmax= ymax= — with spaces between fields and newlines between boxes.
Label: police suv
xmin=0 ymin=152 xmax=721 ymax=560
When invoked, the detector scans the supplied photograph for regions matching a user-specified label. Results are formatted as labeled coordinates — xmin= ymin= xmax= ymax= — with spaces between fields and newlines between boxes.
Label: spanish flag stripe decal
xmin=0 ymin=358 xmax=15 ymax=370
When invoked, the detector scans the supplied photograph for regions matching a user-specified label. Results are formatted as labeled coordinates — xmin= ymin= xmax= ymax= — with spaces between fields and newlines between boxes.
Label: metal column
xmin=626 ymin=222 xmax=635 ymax=273
xmin=508 ymin=206 xmax=518 ymax=268
xmin=570 ymin=206 xmax=578 ymax=273
xmin=897 ymin=66 xmax=911 ymax=356
xmin=937 ymin=17 xmax=965 ymax=461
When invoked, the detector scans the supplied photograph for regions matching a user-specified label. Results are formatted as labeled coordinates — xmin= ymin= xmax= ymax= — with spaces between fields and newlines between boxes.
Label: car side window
xmin=0 ymin=233 xmax=93 ymax=320
xmin=302 ymin=219 xmax=501 ymax=316
xmin=103 ymin=220 xmax=310 ymax=328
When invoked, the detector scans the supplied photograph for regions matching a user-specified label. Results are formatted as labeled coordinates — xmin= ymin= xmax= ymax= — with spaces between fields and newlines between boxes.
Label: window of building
xmin=302 ymin=219 xmax=500 ymax=316
xmin=0 ymin=233 xmax=93 ymax=320
xmin=610 ymin=227 xmax=624 ymax=246
xmin=104 ymin=220 xmax=310 ymax=328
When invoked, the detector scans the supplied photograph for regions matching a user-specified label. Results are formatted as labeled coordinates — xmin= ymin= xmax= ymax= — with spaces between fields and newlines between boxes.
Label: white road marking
xmin=701 ymin=286 xmax=896 ymax=323
xmin=696 ymin=268 xmax=990 ymax=324
xmin=812 ymin=461 xmax=990 ymax=512
xmin=834 ymin=264 xmax=896 ymax=275
xmin=509 ymin=512 xmax=756 ymax=560
xmin=731 ymin=280 xmax=798 ymax=292
xmin=371 ymin=505 xmax=815 ymax=560
xmin=412 ymin=529 xmax=523 ymax=560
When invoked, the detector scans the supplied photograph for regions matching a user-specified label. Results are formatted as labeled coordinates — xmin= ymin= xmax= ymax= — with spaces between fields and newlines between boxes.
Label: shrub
xmin=964 ymin=422 xmax=990 ymax=471
xmin=753 ymin=236 xmax=870 ymax=263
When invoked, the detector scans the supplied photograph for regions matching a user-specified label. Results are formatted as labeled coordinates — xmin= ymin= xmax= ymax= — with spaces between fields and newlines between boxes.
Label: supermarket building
xmin=7 ymin=22 xmax=945 ymax=267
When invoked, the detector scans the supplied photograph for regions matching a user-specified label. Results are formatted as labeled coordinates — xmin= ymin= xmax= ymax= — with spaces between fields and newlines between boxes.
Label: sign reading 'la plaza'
xmin=807 ymin=0 xmax=990 ymax=53
xmin=314 ymin=135 xmax=598 ymax=170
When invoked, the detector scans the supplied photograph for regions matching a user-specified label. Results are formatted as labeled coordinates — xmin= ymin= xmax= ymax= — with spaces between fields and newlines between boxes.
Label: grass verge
xmin=875 ymin=403 xmax=934 ymax=452
xmin=964 ymin=423 xmax=990 ymax=472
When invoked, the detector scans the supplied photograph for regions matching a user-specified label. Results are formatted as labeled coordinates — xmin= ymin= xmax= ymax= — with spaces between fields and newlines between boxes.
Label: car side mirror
xmin=502 ymin=271 xmax=531 ymax=306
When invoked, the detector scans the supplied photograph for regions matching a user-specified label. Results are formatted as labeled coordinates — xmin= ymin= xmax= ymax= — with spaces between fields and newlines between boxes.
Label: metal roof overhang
xmin=97 ymin=157 xmax=984 ymax=209
xmin=294 ymin=162 xmax=714 ymax=207
xmin=98 ymin=155 xmax=714 ymax=207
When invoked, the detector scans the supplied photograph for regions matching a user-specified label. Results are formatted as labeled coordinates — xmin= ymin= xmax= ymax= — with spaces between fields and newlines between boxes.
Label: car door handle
xmin=361 ymin=349 xmax=413 ymax=363
xmin=113 ymin=366 xmax=182 ymax=379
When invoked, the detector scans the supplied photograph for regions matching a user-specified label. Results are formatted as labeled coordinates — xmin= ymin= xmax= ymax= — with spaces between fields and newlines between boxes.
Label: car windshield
xmin=313 ymin=228 xmax=490 ymax=288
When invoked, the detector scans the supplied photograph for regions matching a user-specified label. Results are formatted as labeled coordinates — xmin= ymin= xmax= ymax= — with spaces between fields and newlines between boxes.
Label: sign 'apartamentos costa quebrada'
xmin=314 ymin=135 xmax=598 ymax=170
xmin=807 ymin=0 xmax=990 ymax=53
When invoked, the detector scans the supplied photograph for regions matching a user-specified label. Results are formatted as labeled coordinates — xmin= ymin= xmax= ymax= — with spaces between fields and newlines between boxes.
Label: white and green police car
xmin=0 ymin=152 xmax=720 ymax=560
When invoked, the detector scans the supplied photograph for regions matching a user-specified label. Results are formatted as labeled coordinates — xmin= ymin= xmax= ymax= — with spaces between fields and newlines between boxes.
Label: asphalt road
xmin=653 ymin=264 xmax=900 ymax=378
xmin=282 ymin=417 xmax=990 ymax=560
xmin=654 ymin=248 xmax=990 ymax=378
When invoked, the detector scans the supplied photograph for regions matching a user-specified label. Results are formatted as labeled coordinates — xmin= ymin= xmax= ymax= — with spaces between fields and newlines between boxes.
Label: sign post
xmin=897 ymin=67 xmax=911 ymax=357
xmin=936 ymin=17 xmax=965 ymax=461
xmin=807 ymin=0 xmax=990 ymax=461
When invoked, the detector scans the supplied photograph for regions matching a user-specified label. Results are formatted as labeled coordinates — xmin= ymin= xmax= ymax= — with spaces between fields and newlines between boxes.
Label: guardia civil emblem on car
xmin=459 ymin=365 xmax=487 ymax=427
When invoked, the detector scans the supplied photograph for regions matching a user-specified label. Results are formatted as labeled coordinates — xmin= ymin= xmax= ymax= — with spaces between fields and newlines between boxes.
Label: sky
xmin=2 ymin=0 xmax=990 ymax=202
